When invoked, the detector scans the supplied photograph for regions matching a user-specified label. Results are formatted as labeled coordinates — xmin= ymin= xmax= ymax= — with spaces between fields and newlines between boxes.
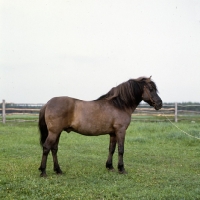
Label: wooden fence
xmin=0 ymin=100 xmax=200 ymax=123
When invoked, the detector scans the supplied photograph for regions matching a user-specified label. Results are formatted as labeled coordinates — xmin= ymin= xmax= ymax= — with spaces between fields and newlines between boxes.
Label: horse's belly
xmin=71 ymin=119 xmax=114 ymax=136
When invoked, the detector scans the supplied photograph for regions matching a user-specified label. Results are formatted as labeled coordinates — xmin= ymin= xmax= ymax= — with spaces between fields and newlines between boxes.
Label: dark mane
xmin=97 ymin=77 xmax=157 ymax=110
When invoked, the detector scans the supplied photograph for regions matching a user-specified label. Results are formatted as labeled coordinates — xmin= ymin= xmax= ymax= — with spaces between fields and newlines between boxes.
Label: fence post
xmin=175 ymin=102 xmax=178 ymax=122
xmin=2 ymin=99 xmax=6 ymax=124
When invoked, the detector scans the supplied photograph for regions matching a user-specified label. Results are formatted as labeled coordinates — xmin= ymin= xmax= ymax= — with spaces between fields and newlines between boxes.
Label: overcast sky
xmin=1 ymin=0 xmax=200 ymax=103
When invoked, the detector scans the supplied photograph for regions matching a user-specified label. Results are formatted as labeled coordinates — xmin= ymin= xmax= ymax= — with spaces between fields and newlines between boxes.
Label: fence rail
xmin=1 ymin=100 xmax=200 ymax=123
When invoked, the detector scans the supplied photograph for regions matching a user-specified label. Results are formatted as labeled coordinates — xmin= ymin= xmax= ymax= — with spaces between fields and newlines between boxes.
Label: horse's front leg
xmin=116 ymin=130 xmax=126 ymax=174
xmin=106 ymin=134 xmax=117 ymax=171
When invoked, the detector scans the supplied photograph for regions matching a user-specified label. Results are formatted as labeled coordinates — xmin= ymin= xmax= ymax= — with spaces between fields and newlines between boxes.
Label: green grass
xmin=0 ymin=114 xmax=38 ymax=121
xmin=0 ymin=121 xmax=200 ymax=199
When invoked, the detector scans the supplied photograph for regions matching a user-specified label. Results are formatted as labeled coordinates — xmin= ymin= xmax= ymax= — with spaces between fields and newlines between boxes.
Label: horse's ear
xmin=147 ymin=76 xmax=152 ymax=82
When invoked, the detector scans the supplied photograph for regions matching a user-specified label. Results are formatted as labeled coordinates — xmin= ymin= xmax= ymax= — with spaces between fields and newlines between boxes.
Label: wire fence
xmin=132 ymin=103 xmax=200 ymax=122
xmin=0 ymin=100 xmax=200 ymax=123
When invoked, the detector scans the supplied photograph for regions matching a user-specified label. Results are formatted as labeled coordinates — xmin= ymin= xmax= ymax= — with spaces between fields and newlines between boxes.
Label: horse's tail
xmin=38 ymin=104 xmax=48 ymax=147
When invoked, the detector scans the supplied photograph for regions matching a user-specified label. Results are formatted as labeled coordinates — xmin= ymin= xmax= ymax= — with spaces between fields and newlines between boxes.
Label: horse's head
xmin=141 ymin=76 xmax=162 ymax=110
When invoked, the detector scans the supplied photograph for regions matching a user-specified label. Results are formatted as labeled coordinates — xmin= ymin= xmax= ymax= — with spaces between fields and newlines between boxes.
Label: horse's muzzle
xmin=154 ymin=101 xmax=162 ymax=110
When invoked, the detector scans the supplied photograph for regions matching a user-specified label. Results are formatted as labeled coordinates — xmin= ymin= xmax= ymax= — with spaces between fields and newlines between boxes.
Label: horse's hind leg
xmin=116 ymin=130 xmax=126 ymax=174
xmin=39 ymin=132 xmax=58 ymax=177
xmin=39 ymin=144 xmax=50 ymax=177
xmin=106 ymin=134 xmax=117 ymax=171
xmin=51 ymin=133 xmax=62 ymax=175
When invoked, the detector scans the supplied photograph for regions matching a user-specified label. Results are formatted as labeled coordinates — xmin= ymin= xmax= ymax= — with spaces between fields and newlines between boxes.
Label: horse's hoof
xmin=40 ymin=173 xmax=47 ymax=177
xmin=56 ymin=171 xmax=63 ymax=175
xmin=118 ymin=170 xmax=127 ymax=174
xmin=54 ymin=168 xmax=63 ymax=175
xmin=107 ymin=168 xmax=115 ymax=172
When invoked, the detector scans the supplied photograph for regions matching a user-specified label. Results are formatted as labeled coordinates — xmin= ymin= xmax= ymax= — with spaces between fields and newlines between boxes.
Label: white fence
xmin=1 ymin=100 xmax=200 ymax=123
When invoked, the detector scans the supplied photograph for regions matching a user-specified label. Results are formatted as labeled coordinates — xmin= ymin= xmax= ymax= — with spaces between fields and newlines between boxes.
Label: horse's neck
xmin=125 ymin=105 xmax=138 ymax=115
xmin=128 ymin=100 xmax=142 ymax=114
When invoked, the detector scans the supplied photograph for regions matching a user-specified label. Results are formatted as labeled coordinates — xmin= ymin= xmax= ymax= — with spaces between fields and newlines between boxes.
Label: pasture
xmin=0 ymin=120 xmax=200 ymax=199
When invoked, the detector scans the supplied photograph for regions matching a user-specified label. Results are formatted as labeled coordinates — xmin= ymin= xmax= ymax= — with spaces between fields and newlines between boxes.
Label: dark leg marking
xmin=51 ymin=133 xmax=62 ymax=175
xmin=106 ymin=134 xmax=117 ymax=171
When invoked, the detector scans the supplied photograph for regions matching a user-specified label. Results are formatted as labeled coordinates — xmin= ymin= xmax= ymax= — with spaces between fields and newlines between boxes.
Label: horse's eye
xmin=149 ymin=87 xmax=153 ymax=92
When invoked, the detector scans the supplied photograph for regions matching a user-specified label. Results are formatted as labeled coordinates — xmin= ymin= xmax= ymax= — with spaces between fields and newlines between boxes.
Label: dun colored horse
xmin=38 ymin=76 xmax=162 ymax=177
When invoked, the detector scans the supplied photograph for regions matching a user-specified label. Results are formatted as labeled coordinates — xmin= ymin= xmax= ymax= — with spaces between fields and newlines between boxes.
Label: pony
xmin=38 ymin=76 xmax=162 ymax=177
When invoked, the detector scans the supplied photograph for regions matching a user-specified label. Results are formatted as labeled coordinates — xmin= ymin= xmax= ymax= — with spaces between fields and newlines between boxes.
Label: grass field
xmin=0 ymin=120 xmax=200 ymax=199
